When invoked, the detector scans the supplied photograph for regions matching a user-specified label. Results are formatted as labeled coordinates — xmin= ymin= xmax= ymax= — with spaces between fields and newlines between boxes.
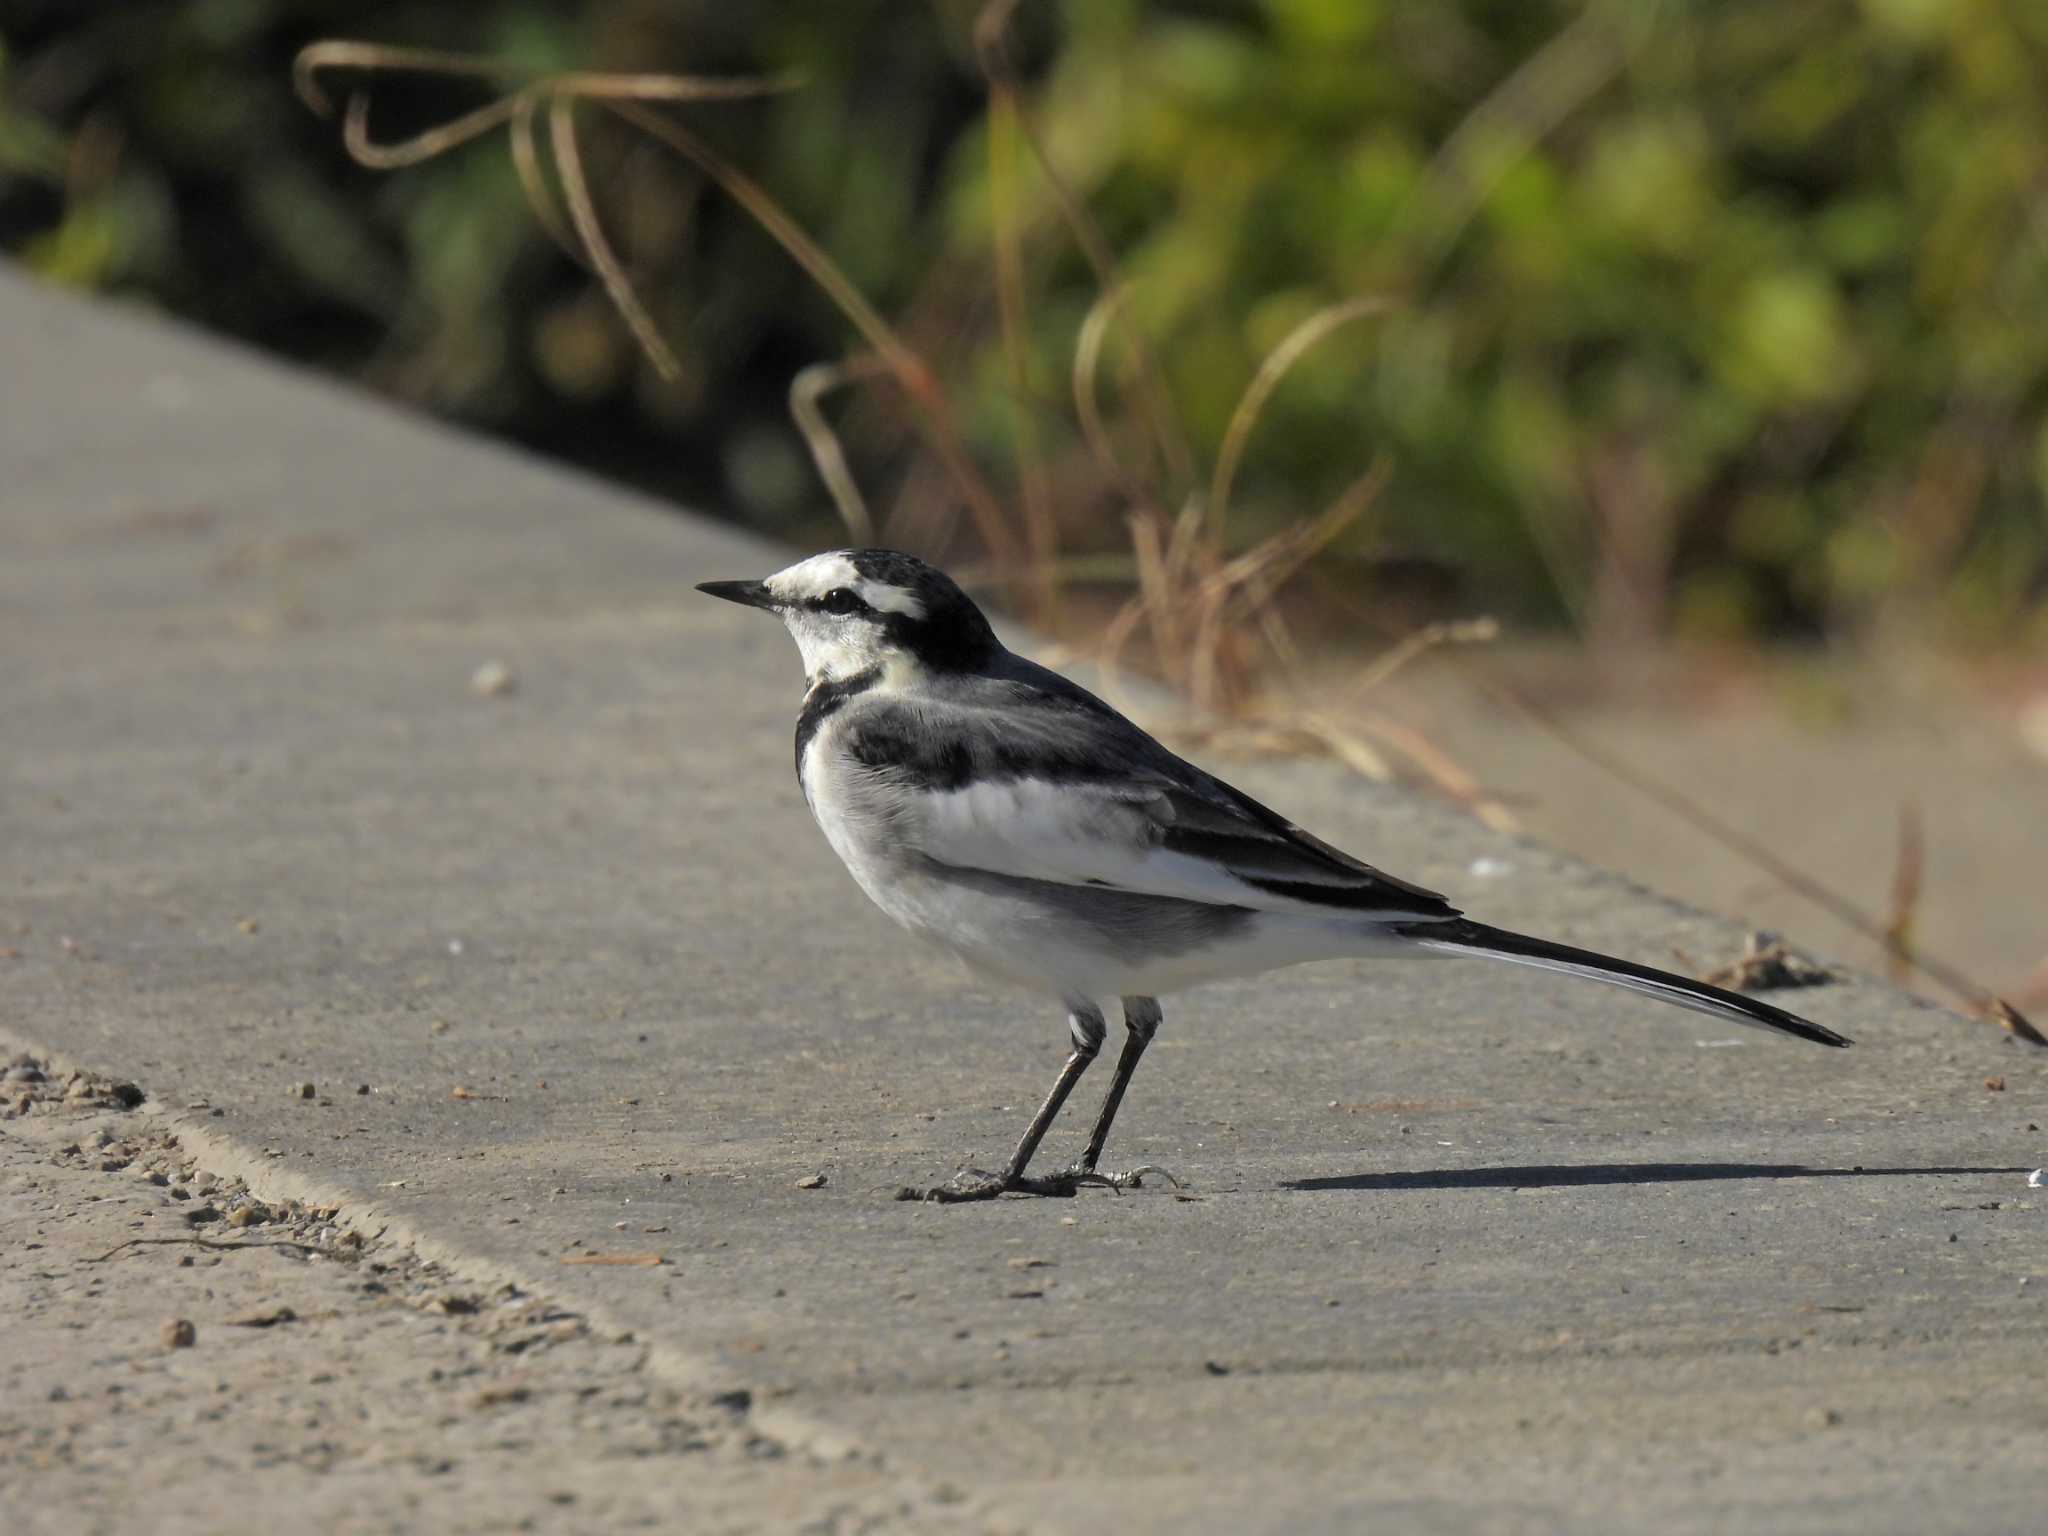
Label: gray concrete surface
xmin=3 ymin=266 xmax=2044 ymax=1534
xmin=1354 ymin=649 xmax=2048 ymax=1007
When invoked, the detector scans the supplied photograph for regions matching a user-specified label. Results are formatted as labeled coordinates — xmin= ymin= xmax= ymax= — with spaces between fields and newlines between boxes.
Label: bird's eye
xmin=818 ymin=587 xmax=864 ymax=615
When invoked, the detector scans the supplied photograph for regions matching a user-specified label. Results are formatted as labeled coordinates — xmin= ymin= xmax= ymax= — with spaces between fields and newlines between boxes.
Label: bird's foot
xmin=896 ymin=1166 xmax=1120 ymax=1203
xmin=1065 ymin=1162 xmax=1186 ymax=1193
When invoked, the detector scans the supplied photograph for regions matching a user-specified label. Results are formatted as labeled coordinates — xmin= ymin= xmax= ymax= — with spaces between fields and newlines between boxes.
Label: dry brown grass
xmin=293 ymin=27 xmax=1498 ymax=808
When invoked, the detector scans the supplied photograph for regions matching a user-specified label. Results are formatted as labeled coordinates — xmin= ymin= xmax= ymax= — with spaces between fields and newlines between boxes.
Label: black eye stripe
xmin=810 ymin=587 xmax=872 ymax=615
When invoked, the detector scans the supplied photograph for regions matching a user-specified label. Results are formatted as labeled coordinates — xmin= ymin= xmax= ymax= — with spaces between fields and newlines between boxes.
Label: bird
xmin=698 ymin=549 xmax=1851 ymax=1202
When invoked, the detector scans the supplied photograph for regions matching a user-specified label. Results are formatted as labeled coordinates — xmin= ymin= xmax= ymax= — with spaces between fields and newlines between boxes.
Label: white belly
xmin=799 ymin=718 xmax=1402 ymax=1004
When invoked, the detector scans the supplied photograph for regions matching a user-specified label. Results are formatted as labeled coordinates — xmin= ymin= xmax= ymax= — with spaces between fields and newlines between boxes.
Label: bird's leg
xmin=915 ymin=1004 xmax=1108 ymax=1202
xmin=1066 ymin=996 xmax=1183 ymax=1191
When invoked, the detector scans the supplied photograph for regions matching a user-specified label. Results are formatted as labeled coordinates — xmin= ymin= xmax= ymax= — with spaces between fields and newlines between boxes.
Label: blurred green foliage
xmin=4 ymin=0 xmax=2046 ymax=645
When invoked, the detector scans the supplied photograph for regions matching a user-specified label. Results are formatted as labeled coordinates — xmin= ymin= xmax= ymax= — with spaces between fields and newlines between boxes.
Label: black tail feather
xmin=1396 ymin=919 xmax=1852 ymax=1048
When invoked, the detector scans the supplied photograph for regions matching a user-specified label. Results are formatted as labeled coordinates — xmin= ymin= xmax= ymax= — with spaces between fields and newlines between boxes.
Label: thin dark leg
xmin=1078 ymin=996 xmax=1162 ymax=1172
xmin=997 ymin=1037 xmax=1098 ymax=1185
xmin=910 ymin=1003 xmax=1106 ymax=1202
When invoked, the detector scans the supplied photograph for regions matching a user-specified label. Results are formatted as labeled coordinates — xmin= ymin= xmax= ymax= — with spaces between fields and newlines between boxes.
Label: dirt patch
xmin=0 ymin=1053 xmax=993 ymax=1536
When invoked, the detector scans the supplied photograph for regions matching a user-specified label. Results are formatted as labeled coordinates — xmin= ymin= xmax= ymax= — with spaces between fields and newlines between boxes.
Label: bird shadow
xmin=1285 ymin=1162 xmax=2035 ymax=1192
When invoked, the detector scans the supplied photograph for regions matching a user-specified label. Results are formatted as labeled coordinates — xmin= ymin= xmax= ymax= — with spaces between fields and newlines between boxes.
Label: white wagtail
xmin=699 ymin=549 xmax=1851 ymax=1202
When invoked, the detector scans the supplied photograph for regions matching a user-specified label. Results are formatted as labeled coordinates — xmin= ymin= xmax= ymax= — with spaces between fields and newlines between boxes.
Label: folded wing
xmin=842 ymin=686 xmax=1459 ymax=923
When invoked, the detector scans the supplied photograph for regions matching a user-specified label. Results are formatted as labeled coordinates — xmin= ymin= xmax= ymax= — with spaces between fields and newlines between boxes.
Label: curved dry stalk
xmin=1253 ymin=597 xmax=1303 ymax=680
xmin=340 ymin=89 xmax=524 ymax=169
xmin=603 ymin=98 xmax=1026 ymax=579
xmin=296 ymin=39 xmax=799 ymax=116
xmin=1073 ymin=286 xmax=1143 ymax=496
xmin=974 ymin=0 xmax=1193 ymax=492
xmin=1348 ymin=616 xmax=1500 ymax=698
xmin=302 ymin=40 xmax=797 ymax=170
xmin=790 ymin=355 xmax=891 ymax=543
xmin=1127 ymin=508 xmax=1191 ymax=680
xmin=292 ymin=39 xmax=1028 ymax=588
xmin=293 ymin=41 xmax=537 ymax=116
xmin=1162 ymin=496 xmax=1208 ymax=600
xmin=509 ymin=97 xmax=578 ymax=259
xmin=1266 ymin=715 xmax=1395 ymax=784
xmin=1182 ymin=460 xmax=1393 ymax=707
xmin=548 ymin=97 xmax=681 ymax=381
xmin=1209 ymin=295 xmax=1395 ymax=542
xmin=299 ymin=41 xmax=800 ymax=385
xmin=1186 ymin=580 xmax=1239 ymax=714
xmin=1230 ymin=460 xmax=1392 ymax=620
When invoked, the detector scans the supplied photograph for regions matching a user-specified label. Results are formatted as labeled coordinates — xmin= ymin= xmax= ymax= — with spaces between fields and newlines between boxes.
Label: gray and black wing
xmin=837 ymin=660 xmax=1458 ymax=924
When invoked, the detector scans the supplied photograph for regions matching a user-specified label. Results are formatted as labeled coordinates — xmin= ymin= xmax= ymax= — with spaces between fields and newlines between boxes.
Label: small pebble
xmin=228 ymin=1204 xmax=269 ymax=1228
xmin=795 ymin=1174 xmax=827 ymax=1190
xmin=161 ymin=1319 xmax=197 ymax=1349
xmin=294 ymin=1082 xmax=315 ymax=1100
xmin=470 ymin=660 xmax=516 ymax=697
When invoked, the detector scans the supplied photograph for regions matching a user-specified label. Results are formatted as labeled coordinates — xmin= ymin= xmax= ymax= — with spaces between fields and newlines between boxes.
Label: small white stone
xmin=469 ymin=660 xmax=516 ymax=697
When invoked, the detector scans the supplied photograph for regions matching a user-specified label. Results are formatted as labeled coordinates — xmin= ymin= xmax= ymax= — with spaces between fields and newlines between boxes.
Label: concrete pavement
xmin=4 ymin=266 xmax=2044 ymax=1533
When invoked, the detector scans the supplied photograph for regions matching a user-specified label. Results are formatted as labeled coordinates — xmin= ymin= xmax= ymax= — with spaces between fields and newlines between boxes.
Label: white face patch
xmin=764 ymin=553 xmax=927 ymax=619
xmin=761 ymin=552 xmax=927 ymax=685
xmin=764 ymin=552 xmax=861 ymax=606
xmin=852 ymin=579 xmax=924 ymax=618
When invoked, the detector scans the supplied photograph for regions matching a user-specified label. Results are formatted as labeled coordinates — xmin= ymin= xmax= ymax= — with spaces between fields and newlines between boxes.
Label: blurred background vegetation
xmin=6 ymin=0 xmax=2048 ymax=651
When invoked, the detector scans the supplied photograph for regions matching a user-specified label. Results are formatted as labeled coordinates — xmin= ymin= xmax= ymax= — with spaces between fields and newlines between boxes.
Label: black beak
xmin=695 ymin=579 xmax=780 ymax=612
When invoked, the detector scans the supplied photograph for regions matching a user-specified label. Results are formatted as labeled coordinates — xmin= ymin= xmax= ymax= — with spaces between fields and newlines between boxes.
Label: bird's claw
xmin=896 ymin=1166 xmax=1113 ymax=1202
xmin=894 ymin=1167 xmax=1060 ymax=1203
xmin=896 ymin=1163 xmax=1187 ymax=1202
xmin=1067 ymin=1162 xmax=1186 ymax=1193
